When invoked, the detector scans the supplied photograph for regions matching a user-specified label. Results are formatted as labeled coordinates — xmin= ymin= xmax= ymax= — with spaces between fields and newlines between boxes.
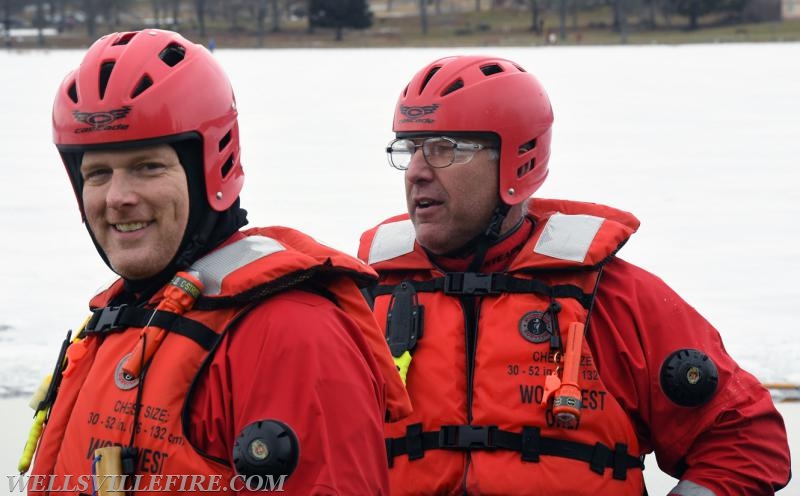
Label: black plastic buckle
xmin=444 ymin=273 xmax=497 ymax=296
xmin=87 ymin=305 xmax=126 ymax=333
xmin=439 ymin=425 xmax=497 ymax=450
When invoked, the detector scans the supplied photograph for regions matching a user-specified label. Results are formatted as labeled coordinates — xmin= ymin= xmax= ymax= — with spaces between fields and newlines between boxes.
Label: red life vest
xmin=30 ymin=226 xmax=410 ymax=495
xmin=358 ymin=199 xmax=646 ymax=496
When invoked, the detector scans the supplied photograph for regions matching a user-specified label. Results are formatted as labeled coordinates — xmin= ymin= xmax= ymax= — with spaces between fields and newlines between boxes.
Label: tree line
xmin=1 ymin=0 xmax=756 ymax=46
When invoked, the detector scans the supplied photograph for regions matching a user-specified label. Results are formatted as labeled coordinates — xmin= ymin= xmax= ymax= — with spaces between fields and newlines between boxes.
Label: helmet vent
xmin=219 ymin=131 xmax=232 ymax=152
xmin=515 ymin=139 xmax=537 ymax=177
xmin=441 ymin=79 xmax=464 ymax=96
xmin=159 ymin=43 xmax=186 ymax=67
xmin=517 ymin=159 xmax=535 ymax=178
xmin=131 ymin=75 xmax=153 ymax=98
xmin=112 ymin=32 xmax=137 ymax=46
xmin=419 ymin=66 xmax=441 ymax=95
xmin=221 ymin=154 xmax=234 ymax=178
xmin=514 ymin=64 xmax=527 ymax=73
xmin=98 ymin=62 xmax=115 ymax=100
xmin=518 ymin=138 xmax=537 ymax=154
xmin=480 ymin=64 xmax=504 ymax=76
xmin=67 ymin=81 xmax=78 ymax=103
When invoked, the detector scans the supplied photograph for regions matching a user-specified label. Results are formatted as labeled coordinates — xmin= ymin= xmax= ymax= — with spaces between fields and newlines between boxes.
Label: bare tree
xmin=255 ymin=0 xmax=268 ymax=45
xmin=54 ymin=0 xmax=69 ymax=33
xmin=475 ymin=0 xmax=482 ymax=11
xmin=614 ymin=0 xmax=628 ymax=42
xmin=572 ymin=0 xmax=579 ymax=29
xmin=642 ymin=0 xmax=654 ymax=26
xmin=2 ymin=0 xmax=22 ymax=35
xmin=35 ymin=0 xmax=45 ymax=46
xmin=170 ymin=0 xmax=181 ymax=28
xmin=83 ymin=0 xmax=97 ymax=37
xmin=528 ymin=0 xmax=542 ymax=34
xmin=152 ymin=0 xmax=162 ymax=26
xmin=419 ymin=0 xmax=428 ymax=34
xmin=661 ymin=0 xmax=673 ymax=26
xmin=195 ymin=0 xmax=207 ymax=37
xmin=270 ymin=0 xmax=280 ymax=31
xmin=225 ymin=0 xmax=249 ymax=31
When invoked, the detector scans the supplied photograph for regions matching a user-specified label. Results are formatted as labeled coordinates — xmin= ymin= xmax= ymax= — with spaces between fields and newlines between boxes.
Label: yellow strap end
xmin=393 ymin=351 xmax=413 ymax=386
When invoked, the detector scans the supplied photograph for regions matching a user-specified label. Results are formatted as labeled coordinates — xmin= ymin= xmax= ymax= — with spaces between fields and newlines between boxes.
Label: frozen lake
xmin=2 ymin=43 xmax=799 ymax=397
xmin=0 ymin=41 xmax=799 ymax=494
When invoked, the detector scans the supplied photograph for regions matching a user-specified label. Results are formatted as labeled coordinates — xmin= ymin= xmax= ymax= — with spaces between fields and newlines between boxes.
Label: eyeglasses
xmin=386 ymin=136 xmax=496 ymax=170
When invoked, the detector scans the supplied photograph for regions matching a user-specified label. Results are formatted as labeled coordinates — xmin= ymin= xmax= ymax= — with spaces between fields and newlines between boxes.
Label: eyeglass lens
xmin=388 ymin=137 xmax=465 ymax=169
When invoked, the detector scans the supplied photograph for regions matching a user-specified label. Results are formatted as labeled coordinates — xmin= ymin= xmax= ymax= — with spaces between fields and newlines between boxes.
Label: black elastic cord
xmin=128 ymin=332 xmax=147 ymax=448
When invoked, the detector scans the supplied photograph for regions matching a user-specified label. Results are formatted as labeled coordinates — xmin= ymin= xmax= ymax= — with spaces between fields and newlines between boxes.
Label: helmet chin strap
xmin=174 ymin=210 xmax=219 ymax=270
xmin=467 ymin=203 xmax=510 ymax=272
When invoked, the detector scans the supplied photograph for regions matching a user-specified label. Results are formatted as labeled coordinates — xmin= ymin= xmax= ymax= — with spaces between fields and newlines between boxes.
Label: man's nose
xmin=405 ymin=147 xmax=434 ymax=183
xmin=105 ymin=172 xmax=138 ymax=209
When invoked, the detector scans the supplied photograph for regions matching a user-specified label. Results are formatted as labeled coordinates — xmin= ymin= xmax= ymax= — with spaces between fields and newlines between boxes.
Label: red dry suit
xmin=30 ymin=226 xmax=410 ymax=495
xmin=358 ymin=198 xmax=790 ymax=496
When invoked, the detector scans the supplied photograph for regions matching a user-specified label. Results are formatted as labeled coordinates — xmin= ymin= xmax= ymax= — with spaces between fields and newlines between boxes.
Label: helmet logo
xmin=399 ymin=104 xmax=439 ymax=124
xmin=72 ymin=106 xmax=132 ymax=133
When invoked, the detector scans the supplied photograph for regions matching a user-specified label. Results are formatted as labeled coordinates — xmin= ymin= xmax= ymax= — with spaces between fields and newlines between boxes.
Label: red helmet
xmin=53 ymin=29 xmax=242 ymax=212
xmin=394 ymin=55 xmax=553 ymax=205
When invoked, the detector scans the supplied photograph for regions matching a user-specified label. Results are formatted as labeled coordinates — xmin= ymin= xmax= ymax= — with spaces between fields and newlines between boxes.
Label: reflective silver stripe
xmin=190 ymin=235 xmax=285 ymax=296
xmin=668 ymin=480 xmax=716 ymax=496
xmin=368 ymin=219 xmax=416 ymax=265
xmin=533 ymin=213 xmax=604 ymax=263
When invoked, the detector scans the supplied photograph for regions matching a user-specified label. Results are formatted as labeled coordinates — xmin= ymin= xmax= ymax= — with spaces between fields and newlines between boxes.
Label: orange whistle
xmin=552 ymin=322 xmax=585 ymax=428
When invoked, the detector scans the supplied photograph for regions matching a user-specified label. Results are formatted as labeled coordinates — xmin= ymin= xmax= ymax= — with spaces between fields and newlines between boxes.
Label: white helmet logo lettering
xmin=73 ymin=106 xmax=132 ymax=133
xmin=399 ymin=104 xmax=439 ymax=124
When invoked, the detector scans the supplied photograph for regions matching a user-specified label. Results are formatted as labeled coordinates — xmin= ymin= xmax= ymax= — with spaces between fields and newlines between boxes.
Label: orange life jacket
xmin=358 ymin=199 xmax=646 ymax=496
xmin=30 ymin=226 xmax=410 ymax=495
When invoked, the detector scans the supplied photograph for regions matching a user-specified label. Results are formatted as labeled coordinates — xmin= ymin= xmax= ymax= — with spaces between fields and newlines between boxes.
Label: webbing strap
xmin=84 ymin=305 xmax=219 ymax=351
xmin=385 ymin=424 xmax=643 ymax=481
xmin=374 ymin=273 xmax=593 ymax=308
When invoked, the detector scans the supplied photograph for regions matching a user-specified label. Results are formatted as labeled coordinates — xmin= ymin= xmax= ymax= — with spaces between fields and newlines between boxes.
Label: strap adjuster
xmin=439 ymin=425 xmax=497 ymax=450
xmin=406 ymin=423 xmax=424 ymax=461
xmin=444 ymin=273 xmax=497 ymax=296
xmin=87 ymin=305 xmax=126 ymax=333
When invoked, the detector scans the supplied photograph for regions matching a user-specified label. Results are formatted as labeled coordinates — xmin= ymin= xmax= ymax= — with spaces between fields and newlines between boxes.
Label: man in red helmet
xmin=358 ymin=55 xmax=790 ymax=495
xmin=22 ymin=30 xmax=410 ymax=495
